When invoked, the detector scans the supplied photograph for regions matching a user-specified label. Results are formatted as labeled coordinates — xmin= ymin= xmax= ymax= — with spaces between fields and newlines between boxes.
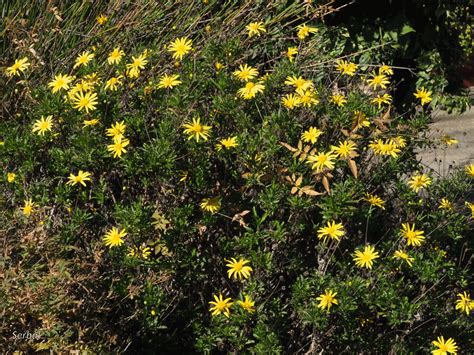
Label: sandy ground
xmin=418 ymin=106 xmax=474 ymax=176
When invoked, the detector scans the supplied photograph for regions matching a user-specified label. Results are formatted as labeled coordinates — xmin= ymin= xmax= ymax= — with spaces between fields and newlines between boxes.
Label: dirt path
xmin=418 ymin=107 xmax=474 ymax=176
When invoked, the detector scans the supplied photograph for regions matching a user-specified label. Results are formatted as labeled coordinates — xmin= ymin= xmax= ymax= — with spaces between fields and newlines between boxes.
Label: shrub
xmin=1 ymin=1 xmax=473 ymax=353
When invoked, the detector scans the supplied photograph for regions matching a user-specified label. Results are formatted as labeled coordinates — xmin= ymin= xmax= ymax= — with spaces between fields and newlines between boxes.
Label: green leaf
xmin=400 ymin=24 xmax=416 ymax=36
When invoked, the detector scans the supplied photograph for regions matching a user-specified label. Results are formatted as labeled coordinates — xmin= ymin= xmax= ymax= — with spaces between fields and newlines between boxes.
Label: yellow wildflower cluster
xmin=282 ymin=76 xmax=319 ymax=109
xmin=369 ymin=139 xmax=402 ymax=158
xmin=209 ymin=257 xmax=255 ymax=317
xmin=106 ymin=121 xmax=129 ymax=158
xmin=3 ymin=9 xmax=471 ymax=353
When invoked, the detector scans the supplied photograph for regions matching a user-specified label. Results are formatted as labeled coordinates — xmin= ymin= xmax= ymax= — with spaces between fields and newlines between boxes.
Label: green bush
xmin=1 ymin=1 xmax=473 ymax=353
xmin=326 ymin=0 xmax=473 ymax=113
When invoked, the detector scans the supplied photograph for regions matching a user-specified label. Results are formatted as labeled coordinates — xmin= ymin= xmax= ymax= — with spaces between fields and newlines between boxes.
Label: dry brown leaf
xmin=348 ymin=159 xmax=358 ymax=178
xmin=322 ymin=176 xmax=331 ymax=193
xmin=280 ymin=142 xmax=297 ymax=152
xmin=295 ymin=175 xmax=303 ymax=186
xmin=300 ymin=186 xmax=323 ymax=196
xmin=232 ymin=210 xmax=250 ymax=228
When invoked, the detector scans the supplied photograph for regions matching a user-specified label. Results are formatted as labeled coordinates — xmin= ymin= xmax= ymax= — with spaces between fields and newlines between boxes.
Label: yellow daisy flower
xmin=82 ymin=118 xmax=100 ymax=127
xmin=331 ymin=140 xmax=357 ymax=159
xmin=126 ymin=53 xmax=148 ymax=77
xmin=67 ymin=170 xmax=92 ymax=187
xmin=330 ymin=93 xmax=347 ymax=107
xmin=431 ymin=336 xmax=458 ymax=355
xmin=157 ymin=73 xmax=182 ymax=89
xmin=7 ymin=173 xmax=16 ymax=183
xmin=233 ymin=64 xmax=259 ymax=82
xmin=392 ymin=250 xmax=414 ymax=267
xmin=237 ymin=81 xmax=265 ymax=99
xmin=107 ymin=136 xmax=130 ymax=158
xmin=414 ymin=87 xmax=432 ymax=105
xmin=465 ymin=164 xmax=474 ymax=178
xmin=200 ymin=197 xmax=221 ymax=213
xmin=284 ymin=76 xmax=313 ymax=94
xmin=209 ymin=293 xmax=233 ymax=317
xmin=106 ymin=121 xmax=126 ymax=139
xmin=216 ymin=136 xmax=238 ymax=151
xmin=371 ymin=93 xmax=392 ymax=108
xmin=6 ymin=57 xmax=30 ymax=76
xmin=96 ymin=14 xmax=108 ymax=25
xmin=32 ymin=115 xmax=53 ymax=135
xmin=301 ymin=126 xmax=322 ymax=144
xmin=455 ymin=291 xmax=473 ymax=315
xmin=225 ymin=257 xmax=253 ymax=280
xmin=363 ymin=193 xmax=385 ymax=209
xmin=392 ymin=136 xmax=407 ymax=148
xmin=439 ymin=135 xmax=458 ymax=146
xmin=335 ymin=59 xmax=357 ymax=76
xmin=369 ymin=139 xmax=401 ymax=158
xmin=379 ymin=64 xmax=394 ymax=75
xmin=317 ymin=220 xmax=345 ymax=242
xmin=306 ymin=151 xmax=337 ymax=173
xmin=182 ymin=117 xmax=212 ymax=142
xmin=238 ymin=295 xmax=255 ymax=313
xmin=407 ymin=173 xmax=432 ymax=192
xmin=73 ymin=51 xmax=94 ymax=68
xmin=298 ymin=89 xmax=319 ymax=107
xmin=107 ymin=47 xmax=125 ymax=65
xmin=296 ymin=23 xmax=318 ymax=40
xmin=282 ymin=93 xmax=301 ymax=109
xmin=353 ymin=110 xmax=371 ymax=129
xmin=400 ymin=222 xmax=425 ymax=247
xmin=168 ymin=37 xmax=193 ymax=61
xmin=366 ymin=72 xmax=390 ymax=90
xmin=105 ymin=76 xmax=123 ymax=91
xmin=316 ymin=290 xmax=338 ymax=311
xmin=48 ymin=73 xmax=75 ymax=93
xmin=71 ymin=91 xmax=98 ymax=113
xmin=439 ymin=198 xmax=453 ymax=210
xmin=246 ymin=21 xmax=266 ymax=37
xmin=287 ymin=47 xmax=298 ymax=62
xmin=353 ymin=245 xmax=380 ymax=269
xmin=103 ymin=227 xmax=126 ymax=248
xmin=21 ymin=199 xmax=36 ymax=216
